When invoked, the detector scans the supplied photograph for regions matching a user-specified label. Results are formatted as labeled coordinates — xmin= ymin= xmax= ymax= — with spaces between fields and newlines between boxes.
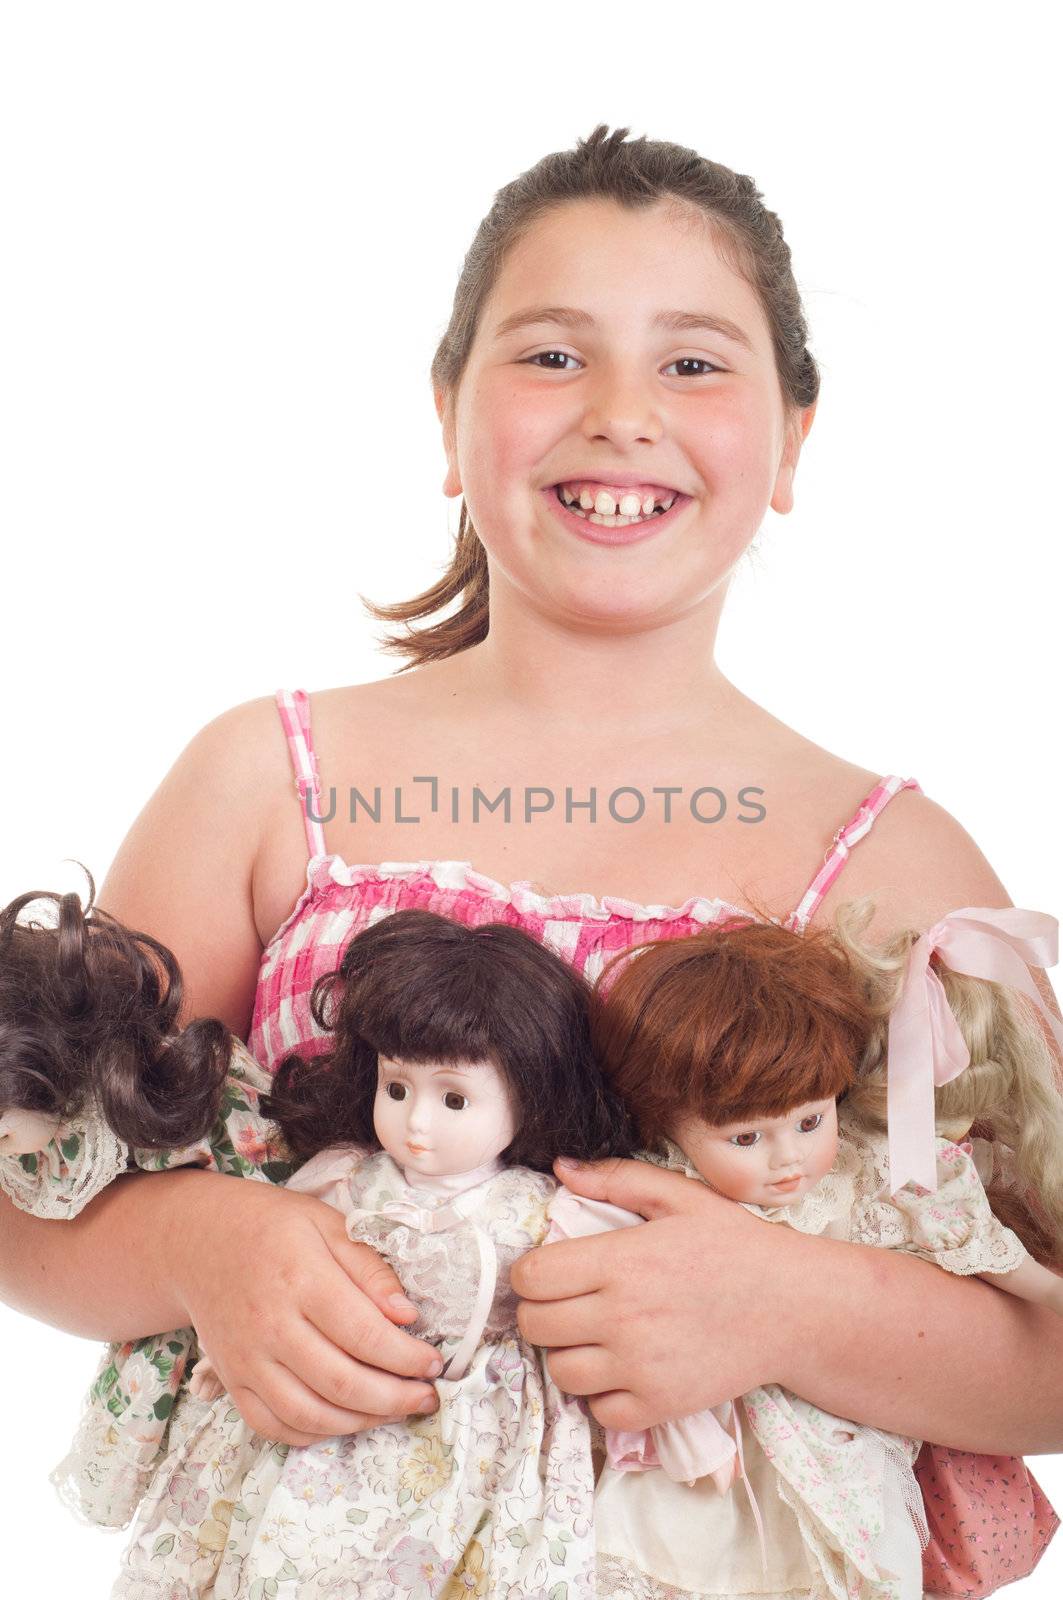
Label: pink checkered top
xmin=247 ymin=688 xmax=923 ymax=1073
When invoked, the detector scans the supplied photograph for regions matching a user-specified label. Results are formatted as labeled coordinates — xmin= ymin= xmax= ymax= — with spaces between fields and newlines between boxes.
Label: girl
xmin=3 ymin=125 xmax=1060 ymax=1596
xmin=556 ymin=901 xmax=1063 ymax=1600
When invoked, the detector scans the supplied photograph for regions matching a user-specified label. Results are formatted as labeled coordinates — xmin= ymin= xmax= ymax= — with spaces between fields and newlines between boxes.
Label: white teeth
xmin=594 ymin=489 xmax=616 ymax=516
xmin=641 ymin=494 xmax=655 ymax=516
xmin=617 ymin=493 xmax=642 ymax=517
xmin=579 ymin=489 xmax=595 ymax=511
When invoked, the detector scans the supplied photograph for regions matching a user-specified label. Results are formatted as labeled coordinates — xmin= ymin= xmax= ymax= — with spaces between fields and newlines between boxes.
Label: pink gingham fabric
xmin=250 ymin=690 xmax=922 ymax=1071
xmin=247 ymin=688 xmax=1056 ymax=1600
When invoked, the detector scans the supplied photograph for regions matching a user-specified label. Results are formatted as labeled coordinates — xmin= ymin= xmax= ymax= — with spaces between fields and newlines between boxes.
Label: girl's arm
xmin=0 ymin=700 xmax=442 ymax=1443
xmin=514 ymin=1158 xmax=1063 ymax=1455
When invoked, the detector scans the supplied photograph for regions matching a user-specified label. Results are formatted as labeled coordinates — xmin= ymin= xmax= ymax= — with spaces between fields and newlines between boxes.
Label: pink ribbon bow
xmin=886 ymin=906 xmax=1063 ymax=1194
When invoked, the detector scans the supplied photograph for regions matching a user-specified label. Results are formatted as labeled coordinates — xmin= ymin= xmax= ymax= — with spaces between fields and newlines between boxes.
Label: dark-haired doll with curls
xmin=5 ymin=896 xmax=631 ymax=1600
xmin=0 ymin=874 xmax=251 ymax=1216
xmin=563 ymin=900 xmax=1063 ymax=1600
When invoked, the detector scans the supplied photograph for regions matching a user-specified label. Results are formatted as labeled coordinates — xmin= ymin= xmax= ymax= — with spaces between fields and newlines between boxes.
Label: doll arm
xmin=0 ymin=1037 xmax=296 ymax=1221
xmin=0 ymin=1107 xmax=130 ymax=1220
xmin=545 ymin=1185 xmax=739 ymax=1486
xmin=980 ymin=1252 xmax=1063 ymax=1315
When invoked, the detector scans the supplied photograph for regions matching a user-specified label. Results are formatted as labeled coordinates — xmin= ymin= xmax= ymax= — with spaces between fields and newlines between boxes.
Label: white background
xmin=1 ymin=2 xmax=1060 ymax=1592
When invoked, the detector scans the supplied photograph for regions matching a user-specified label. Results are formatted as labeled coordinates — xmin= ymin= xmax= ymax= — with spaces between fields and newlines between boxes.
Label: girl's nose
xmin=581 ymin=366 xmax=663 ymax=447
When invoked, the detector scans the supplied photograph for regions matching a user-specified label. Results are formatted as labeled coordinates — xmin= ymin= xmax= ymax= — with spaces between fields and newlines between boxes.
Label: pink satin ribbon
xmin=886 ymin=906 xmax=1063 ymax=1193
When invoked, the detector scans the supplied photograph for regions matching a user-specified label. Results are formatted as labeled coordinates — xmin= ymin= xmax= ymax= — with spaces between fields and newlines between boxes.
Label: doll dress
xmin=580 ymin=1119 xmax=1029 ymax=1600
xmin=110 ymin=1148 xmax=599 ymax=1600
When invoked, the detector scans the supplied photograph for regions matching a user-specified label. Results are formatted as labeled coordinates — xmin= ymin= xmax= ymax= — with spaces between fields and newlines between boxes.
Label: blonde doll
xmin=558 ymin=900 xmax=1063 ymax=1600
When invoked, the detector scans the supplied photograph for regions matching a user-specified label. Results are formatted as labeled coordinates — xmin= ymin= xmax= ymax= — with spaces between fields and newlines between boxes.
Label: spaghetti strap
xmin=275 ymin=688 xmax=328 ymax=862
xmin=786 ymin=775 xmax=924 ymax=933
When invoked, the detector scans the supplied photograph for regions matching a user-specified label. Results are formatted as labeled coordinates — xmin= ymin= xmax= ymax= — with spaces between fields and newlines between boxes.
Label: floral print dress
xmin=109 ymin=1149 xmax=598 ymax=1600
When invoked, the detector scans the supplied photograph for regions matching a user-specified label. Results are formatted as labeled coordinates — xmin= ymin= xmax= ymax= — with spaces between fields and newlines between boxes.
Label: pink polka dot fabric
xmin=248 ymin=687 xmax=1057 ymax=1599
xmin=917 ymin=1443 xmax=1057 ymax=1596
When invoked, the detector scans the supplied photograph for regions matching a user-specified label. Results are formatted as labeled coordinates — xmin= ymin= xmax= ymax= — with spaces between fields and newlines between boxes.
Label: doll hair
xmin=831 ymin=897 xmax=1063 ymax=1267
xmin=589 ymin=915 xmax=875 ymax=1147
xmin=0 ymin=868 xmax=231 ymax=1149
xmin=362 ymin=123 xmax=818 ymax=669
xmin=262 ymin=908 xmax=634 ymax=1171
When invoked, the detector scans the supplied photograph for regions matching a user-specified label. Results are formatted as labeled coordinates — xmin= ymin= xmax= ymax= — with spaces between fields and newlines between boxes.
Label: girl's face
xmin=374 ymin=1054 xmax=517 ymax=1178
xmin=438 ymin=195 xmax=814 ymax=632
xmin=670 ymin=1097 xmax=839 ymax=1207
xmin=0 ymin=1107 xmax=61 ymax=1156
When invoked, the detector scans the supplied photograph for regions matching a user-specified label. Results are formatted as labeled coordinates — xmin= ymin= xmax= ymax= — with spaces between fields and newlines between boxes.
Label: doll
xmin=97 ymin=906 xmax=633 ymax=1600
xmin=559 ymin=902 xmax=1063 ymax=1600
xmin=0 ymin=874 xmax=299 ymax=1530
xmin=0 ymin=873 xmax=235 ymax=1214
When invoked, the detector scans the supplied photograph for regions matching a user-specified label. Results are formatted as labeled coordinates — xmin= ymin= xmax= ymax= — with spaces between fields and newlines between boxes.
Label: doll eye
xmin=443 ymin=1091 xmax=468 ymax=1111
xmin=798 ymin=1114 xmax=823 ymax=1133
xmin=729 ymin=1131 xmax=760 ymax=1148
xmin=385 ymin=1082 xmax=407 ymax=1102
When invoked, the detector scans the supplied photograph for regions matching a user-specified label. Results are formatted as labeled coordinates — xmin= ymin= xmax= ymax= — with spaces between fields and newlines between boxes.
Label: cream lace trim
xmin=0 ymin=1099 xmax=129 ymax=1219
xmin=596 ymin=1552 xmax=823 ymax=1600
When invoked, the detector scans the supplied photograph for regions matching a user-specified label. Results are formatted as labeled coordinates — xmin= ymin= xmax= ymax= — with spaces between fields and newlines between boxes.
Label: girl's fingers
xmin=302 ymin=1274 xmax=444 ymax=1386
xmin=234 ymin=1357 xmax=420 ymax=1445
xmin=510 ymin=1233 xmax=614 ymax=1301
xmin=282 ymin=1313 xmax=440 ymax=1420
xmin=516 ymin=1289 xmax=601 ymax=1349
xmin=542 ymin=1341 xmax=621 ymax=1398
xmin=327 ymin=1235 xmax=421 ymax=1325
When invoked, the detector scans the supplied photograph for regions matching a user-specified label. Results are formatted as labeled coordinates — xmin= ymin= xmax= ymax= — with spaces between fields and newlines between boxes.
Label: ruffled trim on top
xmin=263 ymin=852 xmax=766 ymax=952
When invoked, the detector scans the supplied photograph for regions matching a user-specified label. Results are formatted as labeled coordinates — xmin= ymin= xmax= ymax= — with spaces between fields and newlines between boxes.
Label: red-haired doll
xmin=557 ymin=900 xmax=1063 ymax=1600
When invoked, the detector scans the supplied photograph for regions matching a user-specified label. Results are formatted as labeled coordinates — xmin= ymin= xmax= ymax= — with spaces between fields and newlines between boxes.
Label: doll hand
xmin=171 ymin=1173 xmax=443 ymax=1447
xmin=187 ymin=1353 xmax=226 ymax=1403
xmin=513 ymin=1157 xmax=802 ymax=1433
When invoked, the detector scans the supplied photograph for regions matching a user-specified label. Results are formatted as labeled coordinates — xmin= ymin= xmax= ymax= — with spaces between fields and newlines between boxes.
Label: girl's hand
xmin=512 ymin=1157 xmax=802 ymax=1432
xmin=172 ymin=1173 xmax=442 ymax=1445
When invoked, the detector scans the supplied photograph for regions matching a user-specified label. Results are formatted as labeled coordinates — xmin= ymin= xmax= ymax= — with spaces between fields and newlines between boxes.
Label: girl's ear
xmin=770 ymin=400 xmax=817 ymax=516
xmin=434 ymin=387 xmax=462 ymax=499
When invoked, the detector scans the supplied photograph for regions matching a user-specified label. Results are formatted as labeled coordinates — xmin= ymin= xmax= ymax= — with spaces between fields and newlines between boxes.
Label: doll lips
xmin=770 ymin=1176 xmax=802 ymax=1191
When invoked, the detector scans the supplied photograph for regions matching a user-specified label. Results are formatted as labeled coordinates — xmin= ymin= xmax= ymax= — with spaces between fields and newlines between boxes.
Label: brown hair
xmin=262 ymin=908 xmax=633 ymax=1171
xmin=590 ymin=916 xmax=872 ymax=1148
xmin=0 ymin=870 xmax=231 ymax=1149
xmin=363 ymin=124 xmax=819 ymax=669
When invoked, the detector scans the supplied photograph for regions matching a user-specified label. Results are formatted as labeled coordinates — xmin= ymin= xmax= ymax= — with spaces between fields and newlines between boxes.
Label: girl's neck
xmin=452 ymin=587 xmax=740 ymax=737
xmin=400 ymin=1158 xmax=504 ymax=1197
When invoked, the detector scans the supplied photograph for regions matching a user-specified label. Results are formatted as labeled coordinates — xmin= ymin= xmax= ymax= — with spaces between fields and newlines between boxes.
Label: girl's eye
xmin=799 ymin=1113 xmax=824 ymax=1134
xmin=385 ymin=1082 xmax=406 ymax=1102
xmin=663 ymin=357 xmax=722 ymax=377
xmin=524 ymin=352 xmax=722 ymax=377
xmin=524 ymin=350 xmax=580 ymax=372
xmin=443 ymin=1091 xmax=468 ymax=1111
xmin=729 ymin=1131 xmax=760 ymax=1148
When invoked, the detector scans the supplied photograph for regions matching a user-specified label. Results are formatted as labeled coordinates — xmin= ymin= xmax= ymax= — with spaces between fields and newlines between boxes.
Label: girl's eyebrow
xmin=491 ymin=304 xmax=754 ymax=354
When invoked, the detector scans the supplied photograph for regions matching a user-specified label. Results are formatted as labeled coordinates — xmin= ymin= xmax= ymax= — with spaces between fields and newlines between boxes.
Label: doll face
xmin=669 ymin=1097 xmax=839 ymax=1207
xmin=0 ymin=1107 xmax=62 ymax=1157
xmin=373 ymin=1055 xmax=517 ymax=1178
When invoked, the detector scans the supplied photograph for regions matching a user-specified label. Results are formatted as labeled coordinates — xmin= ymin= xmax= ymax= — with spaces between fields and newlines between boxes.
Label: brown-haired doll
xmin=560 ymin=903 xmax=1063 ymax=1600
xmin=0 ymin=873 xmax=235 ymax=1216
xmin=4 ymin=897 xmax=632 ymax=1600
